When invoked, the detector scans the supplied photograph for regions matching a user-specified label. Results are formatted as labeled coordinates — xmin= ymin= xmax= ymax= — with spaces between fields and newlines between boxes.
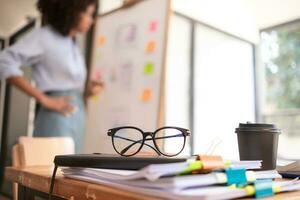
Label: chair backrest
xmin=16 ymin=136 xmax=75 ymax=166
xmin=12 ymin=144 xmax=22 ymax=167
xmin=11 ymin=137 xmax=74 ymax=200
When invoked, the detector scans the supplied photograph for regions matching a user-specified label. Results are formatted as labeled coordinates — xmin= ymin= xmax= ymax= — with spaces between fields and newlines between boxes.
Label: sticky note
xmin=225 ymin=168 xmax=247 ymax=186
xmin=149 ymin=20 xmax=158 ymax=32
xmin=145 ymin=41 xmax=156 ymax=53
xmin=91 ymin=95 xmax=100 ymax=103
xmin=197 ymin=155 xmax=224 ymax=170
xmin=97 ymin=51 xmax=101 ymax=59
xmin=144 ymin=62 xmax=154 ymax=75
xmin=140 ymin=89 xmax=152 ymax=102
xmin=93 ymin=69 xmax=102 ymax=80
xmin=254 ymin=179 xmax=274 ymax=198
xmin=98 ymin=36 xmax=106 ymax=46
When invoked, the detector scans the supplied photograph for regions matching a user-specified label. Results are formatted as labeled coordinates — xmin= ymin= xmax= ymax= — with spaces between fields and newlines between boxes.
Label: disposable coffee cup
xmin=235 ymin=122 xmax=281 ymax=170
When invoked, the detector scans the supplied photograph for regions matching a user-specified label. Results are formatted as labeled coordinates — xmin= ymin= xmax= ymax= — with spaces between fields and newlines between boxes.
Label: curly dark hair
xmin=37 ymin=0 xmax=98 ymax=36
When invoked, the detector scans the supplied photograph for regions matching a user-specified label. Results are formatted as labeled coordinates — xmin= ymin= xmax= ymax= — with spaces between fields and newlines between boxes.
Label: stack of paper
xmin=62 ymin=160 xmax=262 ymax=181
xmin=62 ymin=168 xmax=281 ymax=190
xmin=62 ymin=167 xmax=300 ymax=200
xmin=60 ymin=158 xmax=300 ymax=199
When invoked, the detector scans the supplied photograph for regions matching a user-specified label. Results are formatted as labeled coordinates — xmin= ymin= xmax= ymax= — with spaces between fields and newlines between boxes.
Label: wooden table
xmin=5 ymin=166 xmax=300 ymax=200
xmin=5 ymin=166 xmax=161 ymax=200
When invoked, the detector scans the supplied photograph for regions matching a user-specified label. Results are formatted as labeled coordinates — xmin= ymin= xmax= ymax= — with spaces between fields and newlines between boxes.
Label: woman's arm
xmin=8 ymin=76 xmax=74 ymax=115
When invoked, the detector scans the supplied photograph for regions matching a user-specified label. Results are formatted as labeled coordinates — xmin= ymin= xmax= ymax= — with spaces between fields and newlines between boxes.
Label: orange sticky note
xmin=145 ymin=41 xmax=156 ymax=53
xmin=197 ymin=155 xmax=224 ymax=170
xmin=140 ymin=89 xmax=152 ymax=102
xmin=98 ymin=36 xmax=106 ymax=46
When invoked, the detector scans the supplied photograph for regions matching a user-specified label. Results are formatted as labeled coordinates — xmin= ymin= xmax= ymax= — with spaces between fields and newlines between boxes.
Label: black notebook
xmin=54 ymin=153 xmax=188 ymax=170
xmin=280 ymin=172 xmax=300 ymax=178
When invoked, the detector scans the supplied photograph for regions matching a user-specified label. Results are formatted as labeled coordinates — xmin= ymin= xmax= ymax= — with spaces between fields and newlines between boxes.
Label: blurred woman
xmin=0 ymin=0 xmax=103 ymax=153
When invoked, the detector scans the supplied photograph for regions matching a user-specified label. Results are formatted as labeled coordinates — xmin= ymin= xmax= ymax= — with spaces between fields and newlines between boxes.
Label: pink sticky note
xmin=92 ymin=69 xmax=102 ymax=81
xmin=149 ymin=20 xmax=158 ymax=32
xmin=95 ymin=70 xmax=102 ymax=80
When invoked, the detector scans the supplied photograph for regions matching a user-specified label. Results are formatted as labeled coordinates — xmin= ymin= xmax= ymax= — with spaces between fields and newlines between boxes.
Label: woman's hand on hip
xmin=7 ymin=76 xmax=76 ymax=116
xmin=40 ymin=95 xmax=75 ymax=115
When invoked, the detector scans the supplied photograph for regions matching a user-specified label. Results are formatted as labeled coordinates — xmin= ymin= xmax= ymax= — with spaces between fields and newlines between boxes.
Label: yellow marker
xmin=145 ymin=41 xmax=156 ymax=53
xmin=273 ymin=185 xmax=281 ymax=193
xmin=245 ymin=185 xmax=256 ymax=196
xmin=229 ymin=184 xmax=237 ymax=189
xmin=224 ymin=160 xmax=231 ymax=168
xmin=178 ymin=161 xmax=203 ymax=175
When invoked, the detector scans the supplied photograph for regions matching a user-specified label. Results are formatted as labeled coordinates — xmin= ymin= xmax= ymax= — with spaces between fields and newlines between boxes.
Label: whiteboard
xmin=84 ymin=0 xmax=171 ymax=154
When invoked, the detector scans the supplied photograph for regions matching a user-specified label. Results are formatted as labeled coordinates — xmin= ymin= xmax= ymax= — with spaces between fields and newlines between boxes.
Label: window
xmin=193 ymin=24 xmax=255 ymax=160
xmin=165 ymin=14 xmax=256 ymax=159
xmin=260 ymin=21 xmax=300 ymax=158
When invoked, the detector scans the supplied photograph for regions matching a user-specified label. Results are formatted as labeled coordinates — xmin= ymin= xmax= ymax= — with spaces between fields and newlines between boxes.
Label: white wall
xmin=2 ymin=0 xmax=299 ymax=41
xmin=99 ymin=0 xmax=123 ymax=13
xmin=172 ymin=0 xmax=300 ymax=43
xmin=173 ymin=0 xmax=259 ymax=43
xmin=251 ymin=0 xmax=300 ymax=29
xmin=0 ymin=0 xmax=38 ymax=38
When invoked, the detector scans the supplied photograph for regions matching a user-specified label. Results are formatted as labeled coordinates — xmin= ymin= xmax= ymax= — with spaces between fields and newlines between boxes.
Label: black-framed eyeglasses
xmin=107 ymin=126 xmax=190 ymax=157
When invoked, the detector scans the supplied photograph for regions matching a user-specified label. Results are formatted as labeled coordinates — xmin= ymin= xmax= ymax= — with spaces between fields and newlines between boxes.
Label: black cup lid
xmin=235 ymin=122 xmax=281 ymax=134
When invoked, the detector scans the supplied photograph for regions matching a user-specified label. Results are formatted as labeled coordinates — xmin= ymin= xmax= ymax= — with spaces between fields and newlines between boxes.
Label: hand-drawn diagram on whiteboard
xmin=84 ymin=0 xmax=170 ymax=154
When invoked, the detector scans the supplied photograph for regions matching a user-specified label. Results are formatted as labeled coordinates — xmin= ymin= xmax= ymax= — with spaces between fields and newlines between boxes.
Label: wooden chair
xmin=11 ymin=136 xmax=75 ymax=200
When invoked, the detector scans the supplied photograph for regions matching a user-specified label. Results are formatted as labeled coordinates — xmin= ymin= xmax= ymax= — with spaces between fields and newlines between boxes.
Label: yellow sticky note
xmin=98 ymin=36 xmax=106 ymax=46
xmin=145 ymin=41 xmax=156 ymax=53
xmin=91 ymin=95 xmax=100 ymax=103
xmin=140 ymin=89 xmax=152 ymax=102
